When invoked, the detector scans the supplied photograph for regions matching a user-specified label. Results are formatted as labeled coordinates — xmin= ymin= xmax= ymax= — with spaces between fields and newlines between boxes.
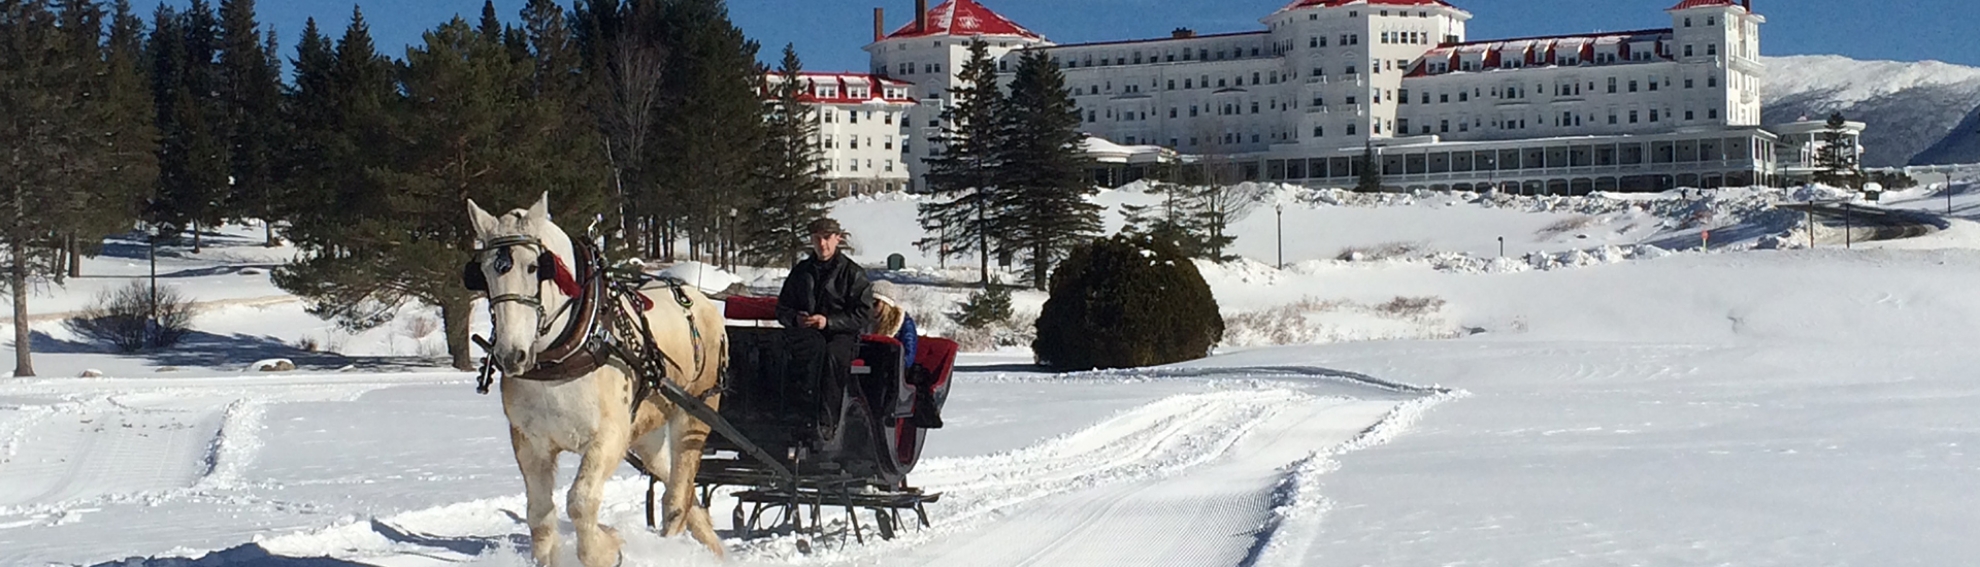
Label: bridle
xmin=466 ymin=234 xmax=573 ymax=339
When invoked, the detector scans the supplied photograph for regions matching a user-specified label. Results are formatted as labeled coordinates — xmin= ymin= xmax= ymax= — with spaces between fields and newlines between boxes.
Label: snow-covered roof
xmin=1276 ymin=0 xmax=1459 ymax=14
xmin=885 ymin=0 xmax=1043 ymax=41
xmin=1082 ymin=136 xmax=1175 ymax=164
xmin=763 ymin=72 xmax=917 ymax=105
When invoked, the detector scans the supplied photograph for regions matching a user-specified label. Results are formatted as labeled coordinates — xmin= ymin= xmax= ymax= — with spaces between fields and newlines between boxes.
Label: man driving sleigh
xmin=776 ymin=218 xmax=874 ymax=439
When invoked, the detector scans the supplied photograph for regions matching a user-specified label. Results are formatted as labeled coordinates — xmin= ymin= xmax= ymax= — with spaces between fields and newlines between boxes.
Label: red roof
xmin=1667 ymin=0 xmax=1741 ymax=10
xmin=885 ymin=0 xmax=1042 ymax=41
xmin=764 ymin=72 xmax=917 ymax=105
xmin=1278 ymin=0 xmax=1457 ymax=13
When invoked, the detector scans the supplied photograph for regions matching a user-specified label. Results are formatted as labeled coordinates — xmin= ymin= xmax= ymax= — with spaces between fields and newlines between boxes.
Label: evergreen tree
xmin=276 ymin=17 xmax=337 ymax=241
xmin=273 ymin=16 xmax=608 ymax=370
xmin=53 ymin=0 xmax=153 ymax=278
xmin=1814 ymin=112 xmax=1862 ymax=190
xmin=1 ymin=0 xmax=156 ymax=376
xmin=1356 ymin=141 xmax=1382 ymax=193
xmin=996 ymin=49 xmax=1099 ymax=290
xmin=743 ymin=44 xmax=830 ymax=267
xmin=574 ymin=0 xmax=666 ymax=259
xmin=917 ymin=38 xmax=1005 ymax=287
xmin=218 ymin=0 xmax=282 ymax=245
xmin=649 ymin=0 xmax=765 ymax=263
xmin=148 ymin=0 xmax=229 ymax=251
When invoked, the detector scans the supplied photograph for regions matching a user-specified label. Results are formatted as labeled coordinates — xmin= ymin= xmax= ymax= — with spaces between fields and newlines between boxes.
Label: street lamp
xmin=1497 ymin=236 xmax=1504 ymax=258
xmin=1275 ymin=203 xmax=1284 ymax=270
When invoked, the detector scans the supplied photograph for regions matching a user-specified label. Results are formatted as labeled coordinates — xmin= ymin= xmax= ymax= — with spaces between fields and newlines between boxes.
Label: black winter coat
xmin=777 ymin=252 xmax=874 ymax=336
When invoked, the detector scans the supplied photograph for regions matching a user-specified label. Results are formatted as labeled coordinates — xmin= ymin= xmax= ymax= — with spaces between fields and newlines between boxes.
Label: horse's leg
xmin=570 ymin=424 xmax=632 ymax=567
xmin=511 ymin=427 xmax=561 ymax=567
xmin=663 ymin=404 xmax=725 ymax=557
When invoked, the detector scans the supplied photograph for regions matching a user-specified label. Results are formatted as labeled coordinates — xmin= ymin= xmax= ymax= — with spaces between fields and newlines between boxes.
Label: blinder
xmin=461 ymin=240 xmax=560 ymax=293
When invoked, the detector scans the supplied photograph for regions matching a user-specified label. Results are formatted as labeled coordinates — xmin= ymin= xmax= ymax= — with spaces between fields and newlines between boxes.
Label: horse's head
xmin=466 ymin=193 xmax=576 ymax=376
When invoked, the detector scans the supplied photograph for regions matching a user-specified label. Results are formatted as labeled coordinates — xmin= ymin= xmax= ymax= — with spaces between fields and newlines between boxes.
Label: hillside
xmin=1763 ymin=55 xmax=1980 ymax=167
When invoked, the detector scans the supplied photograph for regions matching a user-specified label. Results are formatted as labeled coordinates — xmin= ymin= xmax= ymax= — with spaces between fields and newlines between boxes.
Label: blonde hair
xmin=872 ymin=295 xmax=906 ymax=337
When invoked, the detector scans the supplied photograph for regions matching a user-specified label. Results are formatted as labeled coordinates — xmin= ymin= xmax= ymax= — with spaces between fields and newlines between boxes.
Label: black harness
xmin=464 ymin=236 xmax=718 ymax=407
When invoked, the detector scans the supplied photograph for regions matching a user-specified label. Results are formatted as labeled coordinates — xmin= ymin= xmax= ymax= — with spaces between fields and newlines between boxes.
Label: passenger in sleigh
xmin=776 ymin=218 xmax=873 ymax=439
xmin=870 ymin=281 xmax=942 ymax=428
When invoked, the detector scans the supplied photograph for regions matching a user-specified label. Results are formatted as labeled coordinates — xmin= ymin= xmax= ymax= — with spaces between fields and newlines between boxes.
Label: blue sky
xmin=133 ymin=0 xmax=1975 ymax=71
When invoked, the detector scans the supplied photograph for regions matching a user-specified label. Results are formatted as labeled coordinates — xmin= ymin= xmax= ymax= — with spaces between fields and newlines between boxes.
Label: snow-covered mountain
xmin=1763 ymin=55 xmax=1980 ymax=167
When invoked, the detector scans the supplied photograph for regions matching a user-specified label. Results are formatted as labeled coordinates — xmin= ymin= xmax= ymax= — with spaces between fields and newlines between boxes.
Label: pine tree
xmin=273 ymin=16 xmax=608 ymax=370
xmin=148 ymin=0 xmax=229 ymax=252
xmin=1814 ymin=112 xmax=1861 ymax=190
xmin=1356 ymin=141 xmax=1382 ymax=193
xmin=997 ymin=49 xmax=1100 ymax=290
xmin=647 ymin=0 xmax=765 ymax=264
xmin=53 ymin=0 xmax=153 ymax=278
xmin=276 ymin=17 xmax=337 ymax=242
xmin=1 ymin=0 xmax=155 ymax=376
xmin=918 ymin=38 xmax=1005 ymax=287
xmin=574 ymin=0 xmax=666 ymax=259
xmin=744 ymin=44 xmax=830 ymax=267
xmin=218 ymin=0 xmax=282 ymax=245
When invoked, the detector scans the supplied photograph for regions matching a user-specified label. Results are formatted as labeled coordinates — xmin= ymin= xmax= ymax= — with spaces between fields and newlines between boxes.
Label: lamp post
xmin=1497 ymin=236 xmax=1504 ymax=258
xmin=1275 ymin=203 xmax=1284 ymax=270
xmin=726 ymin=208 xmax=738 ymax=271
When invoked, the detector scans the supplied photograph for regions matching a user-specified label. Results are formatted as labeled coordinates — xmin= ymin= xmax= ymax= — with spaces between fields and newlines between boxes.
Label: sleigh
xmin=686 ymin=295 xmax=957 ymax=543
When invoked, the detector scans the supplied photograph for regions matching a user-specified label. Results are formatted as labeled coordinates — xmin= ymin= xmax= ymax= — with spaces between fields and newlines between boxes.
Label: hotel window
xmin=1440 ymin=120 xmax=1449 ymax=133
xmin=1168 ymin=80 xmax=1175 ymax=90
xmin=1313 ymin=126 xmax=1324 ymax=137
xmin=884 ymin=136 xmax=893 ymax=149
xmin=1686 ymin=110 xmax=1696 ymax=120
xmin=1629 ymin=110 xmax=1639 ymax=123
xmin=1608 ymin=113 xmax=1617 ymax=125
xmin=1648 ymin=78 xmax=1658 ymax=91
xmin=1251 ymin=102 xmax=1260 ymax=114
xmin=1629 ymin=80 xmax=1638 ymax=93
xmin=1170 ymin=107 xmax=1178 ymax=118
xmin=823 ymin=134 xmax=834 ymax=148
xmin=1190 ymin=105 xmax=1199 ymax=117
xmin=1684 ymin=17 xmax=1692 ymax=27
xmin=1310 ymin=37 xmax=1319 ymax=48
xmin=1707 ymin=44 xmax=1718 ymax=56
xmin=1459 ymin=92 xmax=1469 ymax=102
xmin=884 ymin=160 xmax=894 ymax=172
xmin=1709 ymin=109 xmax=1719 ymax=119
xmin=849 ymin=159 xmax=859 ymax=172
xmin=1686 ymin=78 xmax=1695 ymax=88
xmin=850 ymin=137 xmax=859 ymax=149
xmin=1685 ymin=45 xmax=1694 ymax=57
xmin=1348 ymin=124 xmax=1357 ymax=135
xmin=884 ymin=113 xmax=893 ymax=124
xmin=1708 ymin=76 xmax=1718 ymax=87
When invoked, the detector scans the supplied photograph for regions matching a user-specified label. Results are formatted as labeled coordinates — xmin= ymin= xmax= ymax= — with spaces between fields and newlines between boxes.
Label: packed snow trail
xmin=16 ymin=365 xmax=1450 ymax=567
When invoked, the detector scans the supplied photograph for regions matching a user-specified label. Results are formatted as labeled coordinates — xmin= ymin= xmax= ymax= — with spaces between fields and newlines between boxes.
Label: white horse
xmin=467 ymin=195 xmax=728 ymax=566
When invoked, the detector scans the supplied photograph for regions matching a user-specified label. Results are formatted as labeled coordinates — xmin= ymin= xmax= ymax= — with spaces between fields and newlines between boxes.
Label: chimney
xmin=916 ymin=0 xmax=928 ymax=33
xmin=874 ymin=8 xmax=886 ymax=42
xmin=1742 ymin=0 xmax=1751 ymax=11
xmin=1171 ymin=27 xmax=1196 ymax=39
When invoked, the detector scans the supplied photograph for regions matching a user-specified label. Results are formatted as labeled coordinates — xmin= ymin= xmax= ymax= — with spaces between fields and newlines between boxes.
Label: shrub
xmin=1335 ymin=241 xmax=1424 ymax=262
xmin=64 ymin=281 xmax=196 ymax=352
xmin=1033 ymin=234 xmax=1223 ymax=370
xmin=950 ymin=285 xmax=1014 ymax=330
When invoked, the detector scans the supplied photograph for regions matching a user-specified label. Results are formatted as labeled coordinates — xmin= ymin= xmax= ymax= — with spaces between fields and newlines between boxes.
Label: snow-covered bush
xmin=1034 ymin=235 xmax=1222 ymax=370
xmin=64 ymin=281 xmax=196 ymax=352
xmin=1335 ymin=241 xmax=1426 ymax=262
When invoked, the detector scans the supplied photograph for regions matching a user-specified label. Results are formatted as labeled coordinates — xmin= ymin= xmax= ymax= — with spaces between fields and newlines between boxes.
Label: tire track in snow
xmin=1240 ymin=388 xmax=1470 ymax=567
xmin=195 ymin=397 xmax=267 ymax=491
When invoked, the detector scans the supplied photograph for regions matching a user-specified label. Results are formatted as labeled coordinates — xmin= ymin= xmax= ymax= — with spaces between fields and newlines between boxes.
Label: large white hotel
xmin=825 ymin=0 xmax=1856 ymax=195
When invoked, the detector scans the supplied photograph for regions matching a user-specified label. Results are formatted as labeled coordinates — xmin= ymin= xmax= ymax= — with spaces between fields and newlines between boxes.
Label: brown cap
xmin=806 ymin=218 xmax=846 ymax=236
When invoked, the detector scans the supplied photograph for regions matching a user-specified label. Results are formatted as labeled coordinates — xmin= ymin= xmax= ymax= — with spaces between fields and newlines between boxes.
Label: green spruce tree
xmin=273 ymin=16 xmax=608 ymax=370
xmin=218 ymin=0 xmax=283 ymax=245
xmin=918 ymin=38 xmax=1005 ymax=287
xmin=1813 ymin=112 xmax=1862 ymax=190
xmin=997 ymin=49 xmax=1100 ymax=290
xmin=744 ymin=44 xmax=831 ymax=267
xmin=1356 ymin=141 xmax=1382 ymax=193
xmin=650 ymin=0 xmax=765 ymax=263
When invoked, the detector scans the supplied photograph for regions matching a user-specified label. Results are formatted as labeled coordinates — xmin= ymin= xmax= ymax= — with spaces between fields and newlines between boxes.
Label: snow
xmin=1763 ymin=54 xmax=1980 ymax=107
xmin=5 ymin=186 xmax=1980 ymax=566
xmin=651 ymin=262 xmax=740 ymax=295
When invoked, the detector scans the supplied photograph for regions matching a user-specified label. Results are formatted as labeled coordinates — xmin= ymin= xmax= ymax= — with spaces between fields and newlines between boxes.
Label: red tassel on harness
xmin=549 ymin=253 xmax=583 ymax=298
